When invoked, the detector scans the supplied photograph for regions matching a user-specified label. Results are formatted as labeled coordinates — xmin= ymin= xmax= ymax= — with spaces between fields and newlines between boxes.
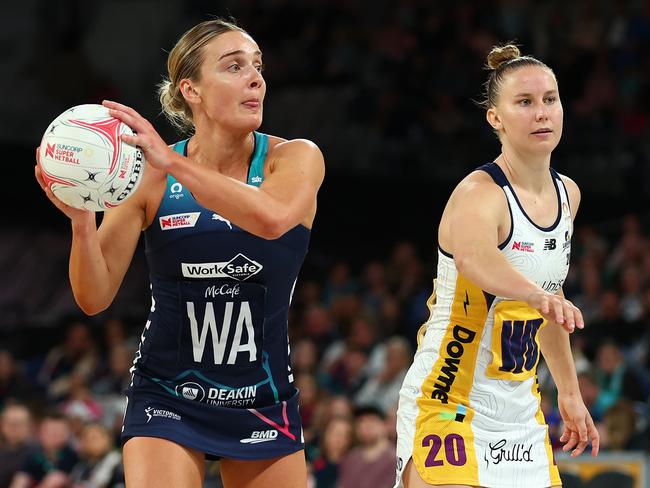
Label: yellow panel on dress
xmin=486 ymin=300 xmax=547 ymax=381
xmin=412 ymin=273 xmax=488 ymax=485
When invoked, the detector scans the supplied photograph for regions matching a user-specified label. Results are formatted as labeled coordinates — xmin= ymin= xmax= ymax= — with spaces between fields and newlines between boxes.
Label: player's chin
xmin=236 ymin=112 xmax=263 ymax=132
xmin=529 ymin=137 xmax=560 ymax=153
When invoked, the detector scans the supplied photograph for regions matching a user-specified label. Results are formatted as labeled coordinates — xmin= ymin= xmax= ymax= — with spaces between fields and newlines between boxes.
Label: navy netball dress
xmin=122 ymin=132 xmax=309 ymax=459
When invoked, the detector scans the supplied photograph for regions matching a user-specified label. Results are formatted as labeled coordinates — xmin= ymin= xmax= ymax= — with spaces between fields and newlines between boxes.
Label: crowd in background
xmin=4 ymin=0 xmax=650 ymax=190
xmin=1 ymin=214 xmax=649 ymax=487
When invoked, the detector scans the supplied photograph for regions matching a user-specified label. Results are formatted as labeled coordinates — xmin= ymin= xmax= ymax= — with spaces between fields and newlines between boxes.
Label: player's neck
xmin=498 ymin=146 xmax=552 ymax=195
xmin=187 ymin=128 xmax=255 ymax=176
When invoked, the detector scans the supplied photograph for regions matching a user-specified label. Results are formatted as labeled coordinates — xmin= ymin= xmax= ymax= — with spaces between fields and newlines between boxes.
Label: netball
xmin=38 ymin=104 xmax=145 ymax=211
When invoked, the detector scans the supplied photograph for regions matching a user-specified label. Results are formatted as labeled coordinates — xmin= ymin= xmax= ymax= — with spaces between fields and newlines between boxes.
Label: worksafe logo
xmin=181 ymin=253 xmax=263 ymax=281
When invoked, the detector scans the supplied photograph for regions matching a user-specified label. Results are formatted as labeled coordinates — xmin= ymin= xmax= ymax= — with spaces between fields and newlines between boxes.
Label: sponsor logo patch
xmin=159 ymin=212 xmax=201 ymax=230
xmin=512 ymin=241 xmax=534 ymax=253
xmin=181 ymin=253 xmax=263 ymax=281
xmin=144 ymin=407 xmax=181 ymax=423
xmin=175 ymin=382 xmax=206 ymax=402
xmin=240 ymin=430 xmax=278 ymax=444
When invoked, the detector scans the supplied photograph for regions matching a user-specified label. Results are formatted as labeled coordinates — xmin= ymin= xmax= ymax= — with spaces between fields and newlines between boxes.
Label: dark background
xmin=2 ymin=0 xmax=650 ymax=332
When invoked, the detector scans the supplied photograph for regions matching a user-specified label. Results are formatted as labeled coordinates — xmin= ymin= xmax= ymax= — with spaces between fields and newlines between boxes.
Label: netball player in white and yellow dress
xmin=394 ymin=45 xmax=600 ymax=488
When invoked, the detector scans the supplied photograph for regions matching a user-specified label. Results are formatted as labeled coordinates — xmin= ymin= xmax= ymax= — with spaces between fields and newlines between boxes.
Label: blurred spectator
xmin=291 ymin=339 xmax=320 ymax=376
xmin=10 ymin=411 xmax=78 ymax=488
xmin=321 ymin=314 xmax=381 ymax=378
xmin=618 ymin=265 xmax=645 ymax=323
xmin=0 ymin=404 xmax=36 ymax=488
xmin=0 ymin=350 xmax=42 ymax=411
xmin=303 ymin=306 xmax=338 ymax=354
xmin=338 ymin=406 xmax=395 ymax=488
xmin=587 ymin=290 xmax=627 ymax=354
xmin=101 ymin=318 xmax=138 ymax=353
xmin=310 ymin=416 xmax=354 ymax=488
xmin=384 ymin=405 xmax=398 ymax=446
xmin=319 ymin=346 xmax=368 ymax=397
xmin=601 ymin=400 xmax=641 ymax=451
xmin=323 ymin=262 xmax=357 ymax=307
xmin=605 ymin=215 xmax=646 ymax=280
xmin=296 ymin=373 xmax=320 ymax=435
xmin=37 ymin=322 xmax=99 ymax=402
xmin=570 ymin=259 xmax=603 ymax=325
xmin=312 ymin=396 xmax=354 ymax=439
xmin=354 ymin=336 xmax=411 ymax=413
xmin=61 ymin=382 xmax=104 ymax=445
xmin=593 ymin=340 xmax=647 ymax=414
xmin=92 ymin=345 xmax=133 ymax=397
xmin=69 ymin=423 xmax=123 ymax=488
xmin=361 ymin=261 xmax=389 ymax=318
xmin=573 ymin=226 xmax=608 ymax=267
xmin=577 ymin=371 xmax=605 ymax=423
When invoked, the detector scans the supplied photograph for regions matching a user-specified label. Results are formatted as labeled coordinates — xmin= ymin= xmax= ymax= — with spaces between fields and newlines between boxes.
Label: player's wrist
xmin=166 ymin=150 xmax=187 ymax=176
xmin=556 ymin=387 xmax=581 ymax=398
xmin=70 ymin=215 xmax=96 ymax=236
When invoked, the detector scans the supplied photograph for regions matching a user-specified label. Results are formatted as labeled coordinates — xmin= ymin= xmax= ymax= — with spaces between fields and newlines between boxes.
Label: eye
xmin=518 ymin=98 xmax=531 ymax=106
xmin=227 ymin=64 xmax=241 ymax=73
xmin=545 ymin=96 xmax=557 ymax=104
xmin=255 ymin=63 xmax=265 ymax=73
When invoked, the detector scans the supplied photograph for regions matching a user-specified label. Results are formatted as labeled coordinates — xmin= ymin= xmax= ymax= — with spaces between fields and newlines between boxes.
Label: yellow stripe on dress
xmin=532 ymin=375 xmax=562 ymax=485
xmin=412 ymin=273 xmax=488 ymax=485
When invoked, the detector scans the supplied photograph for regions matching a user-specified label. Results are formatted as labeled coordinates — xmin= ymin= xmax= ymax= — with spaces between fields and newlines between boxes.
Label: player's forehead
xmin=500 ymin=65 xmax=558 ymax=97
xmin=203 ymin=30 xmax=261 ymax=62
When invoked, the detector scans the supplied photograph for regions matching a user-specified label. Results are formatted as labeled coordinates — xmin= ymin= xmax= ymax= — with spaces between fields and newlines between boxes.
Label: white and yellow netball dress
xmin=395 ymin=162 xmax=573 ymax=488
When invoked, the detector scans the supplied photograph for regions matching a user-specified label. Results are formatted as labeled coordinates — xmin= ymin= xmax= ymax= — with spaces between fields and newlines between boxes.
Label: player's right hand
xmin=525 ymin=290 xmax=584 ymax=333
xmin=35 ymin=147 xmax=95 ymax=224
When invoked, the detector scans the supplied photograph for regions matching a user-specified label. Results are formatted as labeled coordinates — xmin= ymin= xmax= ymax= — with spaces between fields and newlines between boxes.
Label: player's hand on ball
xmin=103 ymin=100 xmax=174 ymax=171
xmin=35 ymin=148 xmax=94 ymax=223
xmin=525 ymin=291 xmax=584 ymax=333
xmin=558 ymin=392 xmax=600 ymax=458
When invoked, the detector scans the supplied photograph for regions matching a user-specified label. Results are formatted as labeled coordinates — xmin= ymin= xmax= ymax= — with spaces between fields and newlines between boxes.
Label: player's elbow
xmin=73 ymin=290 xmax=111 ymax=316
xmin=257 ymin=213 xmax=291 ymax=240
xmin=453 ymin=250 xmax=477 ymax=277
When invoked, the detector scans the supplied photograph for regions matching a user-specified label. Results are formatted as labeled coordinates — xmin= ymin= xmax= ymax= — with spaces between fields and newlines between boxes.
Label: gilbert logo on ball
xmin=39 ymin=104 xmax=145 ymax=211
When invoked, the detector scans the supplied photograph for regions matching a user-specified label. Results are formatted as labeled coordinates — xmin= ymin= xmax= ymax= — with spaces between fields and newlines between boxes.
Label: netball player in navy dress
xmin=35 ymin=19 xmax=325 ymax=488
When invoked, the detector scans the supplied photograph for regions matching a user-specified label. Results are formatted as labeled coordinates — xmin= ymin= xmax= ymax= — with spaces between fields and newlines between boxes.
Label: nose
xmin=248 ymin=66 xmax=263 ymax=89
xmin=535 ymin=102 xmax=549 ymax=122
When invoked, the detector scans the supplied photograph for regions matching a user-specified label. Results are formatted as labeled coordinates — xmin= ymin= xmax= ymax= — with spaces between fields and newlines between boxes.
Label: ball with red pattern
xmin=39 ymin=104 xmax=145 ymax=211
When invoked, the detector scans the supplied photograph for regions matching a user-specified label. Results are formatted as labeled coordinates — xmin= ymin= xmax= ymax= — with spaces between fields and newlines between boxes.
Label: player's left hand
xmin=557 ymin=392 xmax=599 ymax=457
xmin=103 ymin=100 xmax=175 ymax=171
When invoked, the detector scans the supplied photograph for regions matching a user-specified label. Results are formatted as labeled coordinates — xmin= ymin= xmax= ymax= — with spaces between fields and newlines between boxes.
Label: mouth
xmin=531 ymin=128 xmax=552 ymax=134
xmin=242 ymin=99 xmax=261 ymax=109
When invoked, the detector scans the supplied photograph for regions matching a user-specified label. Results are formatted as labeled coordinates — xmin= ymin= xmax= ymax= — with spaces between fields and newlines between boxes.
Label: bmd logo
xmin=239 ymin=430 xmax=279 ymax=444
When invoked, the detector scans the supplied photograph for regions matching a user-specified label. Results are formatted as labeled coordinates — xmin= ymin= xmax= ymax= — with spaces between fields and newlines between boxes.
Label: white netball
xmin=39 ymin=104 xmax=145 ymax=211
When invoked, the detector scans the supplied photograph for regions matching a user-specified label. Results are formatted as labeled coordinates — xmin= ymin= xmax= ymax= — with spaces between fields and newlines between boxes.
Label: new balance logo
xmin=240 ymin=430 xmax=278 ymax=444
xmin=543 ymin=239 xmax=556 ymax=250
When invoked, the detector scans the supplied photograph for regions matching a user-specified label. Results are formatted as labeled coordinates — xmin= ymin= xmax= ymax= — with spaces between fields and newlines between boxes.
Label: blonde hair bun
xmin=487 ymin=44 xmax=521 ymax=70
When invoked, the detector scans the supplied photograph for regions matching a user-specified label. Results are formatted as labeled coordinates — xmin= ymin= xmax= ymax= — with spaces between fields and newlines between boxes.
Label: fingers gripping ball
xmin=39 ymin=104 xmax=145 ymax=211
